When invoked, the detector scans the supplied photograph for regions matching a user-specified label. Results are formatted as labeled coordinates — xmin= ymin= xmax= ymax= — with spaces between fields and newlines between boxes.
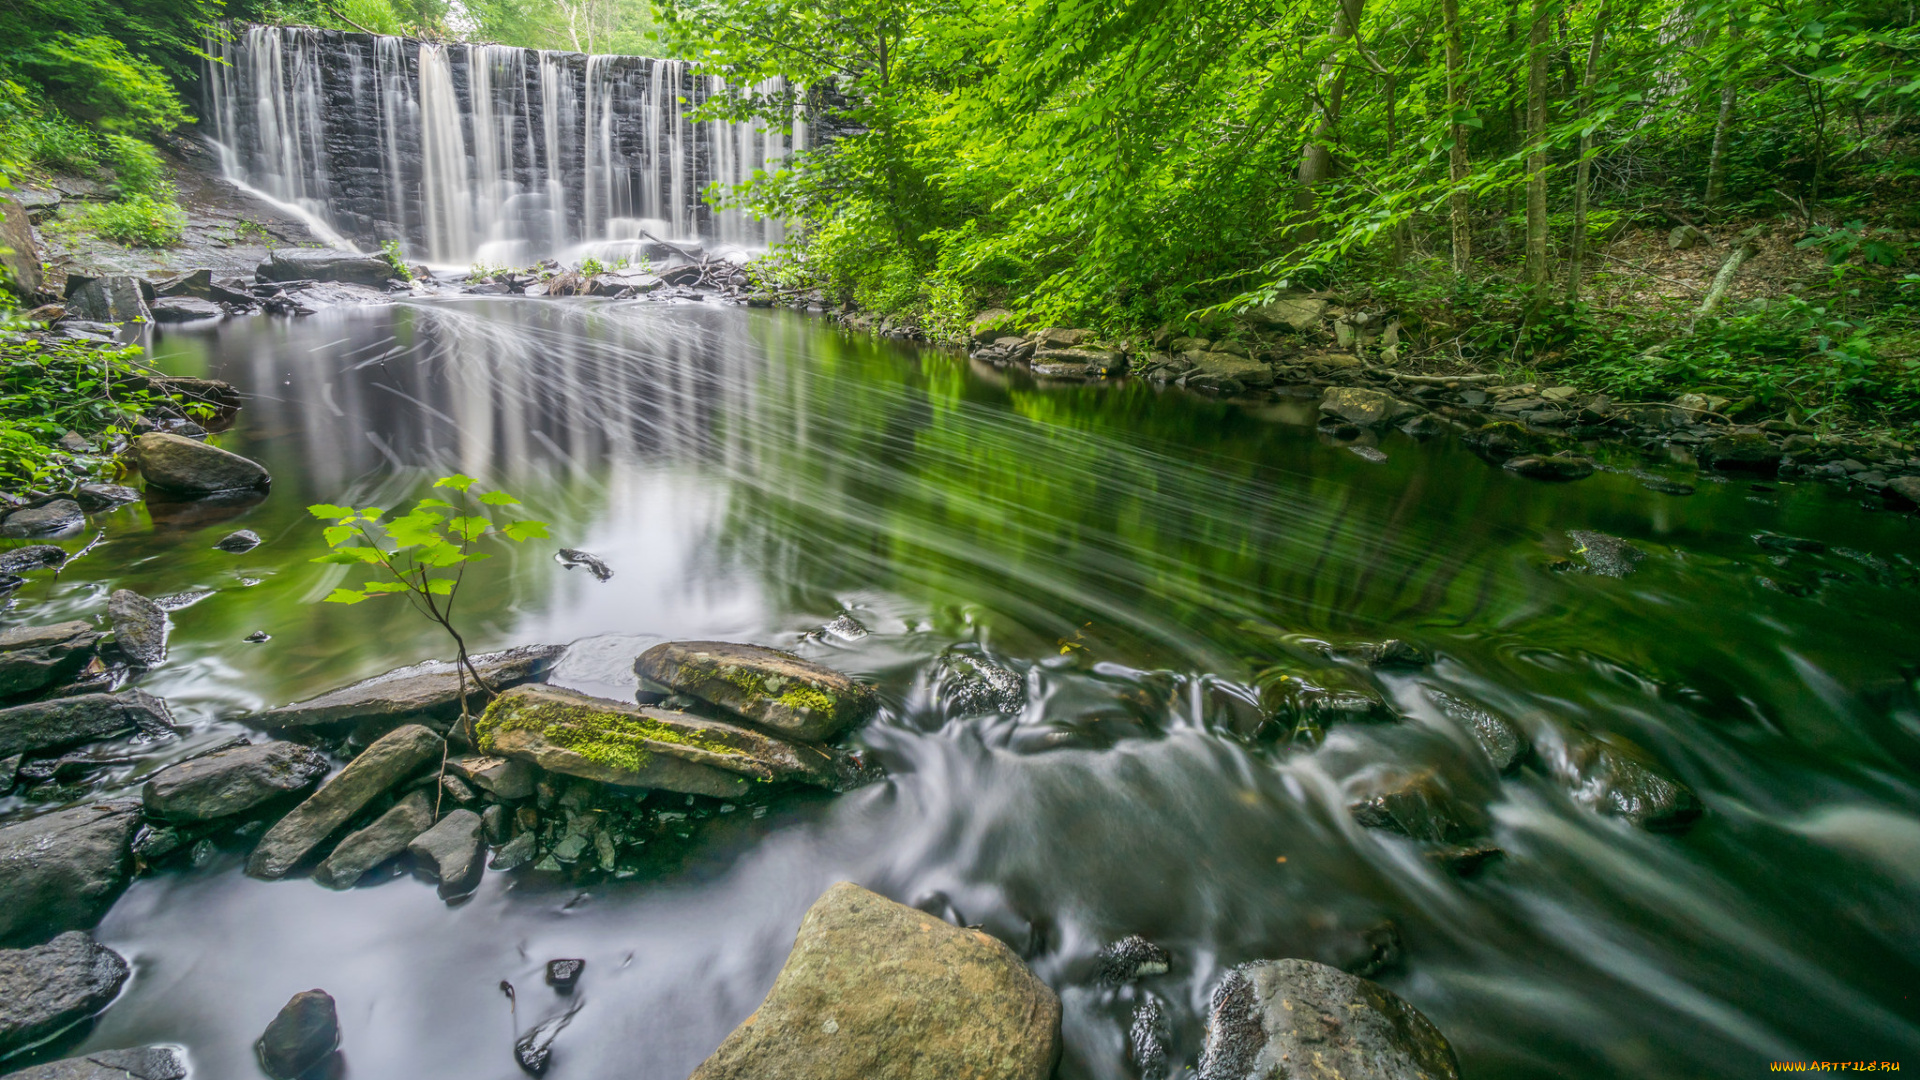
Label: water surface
xmin=7 ymin=298 xmax=1919 ymax=1078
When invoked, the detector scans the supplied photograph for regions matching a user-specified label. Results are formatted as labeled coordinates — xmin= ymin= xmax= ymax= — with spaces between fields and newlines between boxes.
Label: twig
xmin=1362 ymin=367 xmax=1502 ymax=385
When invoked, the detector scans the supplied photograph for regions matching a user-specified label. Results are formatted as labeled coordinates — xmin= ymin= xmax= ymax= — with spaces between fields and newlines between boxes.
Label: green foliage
xmin=580 ymin=256 xmax=606 ymax=277
xmin=101 ymin=134 xmax=166 ymax=196
xmin=0 ymin=80 xmax=98 ymax=180
xmin=0 ymin=326 xmax=161 ymax=485
xmin=84 ymin=193 xmax=186 ymax=247
xmin=12 ymin=34 xmax=192 ymax=135
xmin=381 ymin=239 xmax=414 ymax=281
xmin=310 ymin=475 xmax=551 ymax=711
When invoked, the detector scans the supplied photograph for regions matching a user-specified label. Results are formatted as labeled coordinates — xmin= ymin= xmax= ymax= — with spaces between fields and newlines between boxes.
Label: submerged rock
xmin=142 ymin=740 xmax=330 ymax=824
xmin=130 ymin=432 xmax=270 ymax=495
xmin=1425 ymin=689 xmax=1526 ymax=771
xmin=0 ymin=691 xmax=173 ymax=759
xmin=107 ymin=589 xmax=168 ymax=667
xmin=247 ymin=724 xmax=444 ymax=879
xmin=0 ymin=801 xmax=140 ymax=947
xmin=1544 ymin=734 xmax=1702 ymax=830
xmin=477 ymin=684 xmax=844 ymax=798
xmin=408 ymin=807 xmax=485 ymax=898
xmin=0 ymin=932 xmax=130 ymax=1056
xmin=1130 ymin=996 xmax=1172 ymax=1080
xmin=0 ymin=621 xmax=99 ymax=699
xmin=688 ymin=881 xmax=1061 ymax=1080
xmin=1095 ymin=935 xmax=1172 ymax=985
xmin=634 ymin=640 xmax=878 ymax=742
xmin=1566 ymin=529 xmax=1645 ymax=578
xmin=0 ymin=545 xmax=68 ymax=575
xmin=2 ymin=499 xmax=86 ymax=538
xmin=3 ymin=1046 xmax=187 ymax=1080
xmin=1503 ymin=454 xmax=1595 ymax=481
xmin=1349 ymin=769 xmax=1488 ymax=846
xmin=257 ymin=989 xmax=340 ymax=1080
xmin=1196 ymin=959 xmax=1458 ymax=1080
xmin=554 ymin=548 xmax=612 ymax=581
xmin=214 ymin=529 xmax=262 ymax=553
xmin=258 ymin=644 xmax=564 ymax=730
xmin=315 ymin=789 xmax=434 ymax=888
xmin=931 ymin=652 xmax=1025 ymax=717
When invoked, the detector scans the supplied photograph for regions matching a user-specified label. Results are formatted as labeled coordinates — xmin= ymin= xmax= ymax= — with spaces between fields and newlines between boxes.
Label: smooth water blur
xmin=7 ymin=298 xmax=1920 ymax=1078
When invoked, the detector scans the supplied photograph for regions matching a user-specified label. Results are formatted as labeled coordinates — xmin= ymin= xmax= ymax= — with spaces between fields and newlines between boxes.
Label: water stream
xmin=5 ymin=299 xmax=1919 ymax=1078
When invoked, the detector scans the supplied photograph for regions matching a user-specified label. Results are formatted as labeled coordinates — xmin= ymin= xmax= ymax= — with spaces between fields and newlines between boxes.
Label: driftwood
xmin=1693 ymin=242 xmax=1758 ymax=318
xmin=1361 ymin=367 xmax=1503 ymax=385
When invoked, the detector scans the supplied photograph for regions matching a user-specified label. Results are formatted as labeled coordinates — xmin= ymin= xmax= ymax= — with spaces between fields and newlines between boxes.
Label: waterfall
xmin=204 ymin=25 xmax=804 ymax=266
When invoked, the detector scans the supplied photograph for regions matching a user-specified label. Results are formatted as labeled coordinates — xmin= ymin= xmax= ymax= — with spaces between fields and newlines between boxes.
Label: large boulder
xmin=259 ymin=249 xmax=395 ymax=287
xmin=3 ymin=1046 xmax=187 ymax=1080
xmin=0 ymin=622 xmax=101 ymax=700
xmin=0 ymin=197 xmax=42 ymax=300
xmin=1182 ymin=351 xmax=1276 ymax=392
xmin=688 ymin=882 xmax=1060 ymax=1080
xmin=0 ymin=933 xmax=130 ymax=1056
xmin=130 ymin=433 xmax=270 ymax=495
xmin=477 ymin=684 xmax=844 ymax=798
xmin=634 ymin=641 xmax=877 ymax=742
xmin=407 ymin=807 xmax=485 ymax=898
xmin=247 ymin=724 xmax=444 ymax=879
xmin=107 ymin=589 xmax=167 ymax=668
xmin=142 ymin=740 xmax=330 ymax=824
xmin=0 ymin=801 xmax=140 ymax=946
xmin=1241 ymin=295 xmax=1327 ymax=333
xmin=258 ymin=644 xmax=564 ymax=730
xmin=314 ymin=789 xmax=434 ymax=888
xmin=1197 ymin=959 xmax=1458 ymax=1080
xmin=63 ymin=276 xmax=149 ymax=324
xmin=256 ymin=989 xmax=339 ymax=1080
xmin=1320 ymin=387 xmax=1414 ymax=428
xmin=1 ymin=499 xmax=86 ymax=538
xmin=0 ymin=691 xmax=173 ymax=759
xmin=1887 ymin=475 xmax=1920 ymax=507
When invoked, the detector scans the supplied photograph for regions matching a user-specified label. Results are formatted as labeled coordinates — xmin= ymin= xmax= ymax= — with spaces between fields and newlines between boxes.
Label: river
xmin=7 ymin=296 xmax=1919 ymax=1078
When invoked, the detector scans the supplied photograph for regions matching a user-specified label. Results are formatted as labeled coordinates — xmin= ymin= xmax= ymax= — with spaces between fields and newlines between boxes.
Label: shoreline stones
xmin=107 ymin=590 xmax=168 ymax=668
xmin=0 ymin=932 xmax=130 ymax=1056
xmin=247 ymin=723 xmax=443 ymax=879
xmin=634 ymin=640 xmax=878 ymax=741
xmin=315 ymin=789 xmax=434 ymax=888
xmin=3 ymin=1046 xmax=187 ymax=1080
xmin=129 ymin=432 xmax=270 ymax=495
xmin=0 ymin=622 xmax=102 ymax=700
xmin=688 ymin=882 xmax=1061 ymax=1080
xmin=0 ymin=801 xmax=140 ymax=947
xmin=407 ymin=808 xmax=485 ymax=898
xmin=257 ymin=989 xmax=340 ymax=1080
xmin=477 ymin=684 xmax=844 ymax=797
xmin=1197 ymin=958 xmax=1459 ymax=1080
xmin=142 ymin=740 xmax=330 ymax=824
xmin=258 ymin=644 xmax=564 ymax=731
xmin=0 ymin=691 xmax=174 ymax=760
xmin=1 ymin=499 xmax=86 ymax=538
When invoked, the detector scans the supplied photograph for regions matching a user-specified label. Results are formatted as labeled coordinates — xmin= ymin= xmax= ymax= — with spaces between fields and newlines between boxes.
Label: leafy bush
xmin=101 ymin=133 xmax=166 ymax=196
xmin=14 ymin=34 xmax=191 ymax=135
xmin=85 ymin=193 xmax=186 ymax=247
xmin=0 ymin=327 xmax=159 ymax=484
xmin=0 ymin=79 xmax=97 ymax=179
xmin=381 ymin=239 xmax=413 ymax=281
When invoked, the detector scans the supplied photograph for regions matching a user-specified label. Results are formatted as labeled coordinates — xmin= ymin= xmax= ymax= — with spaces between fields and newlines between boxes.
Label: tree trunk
xmin=1295 ymin=0 xmax=1368 ymax=234
xmin=1704 ymin=16 xmax=1740 ymax=210
xmin=1524 ymin=0 xmax=1554 ymax=292
xmin=1444 ymin=0 xmax=1472 ymax=273
xmin=1566 ymin=3 xmax=1609 ymax=302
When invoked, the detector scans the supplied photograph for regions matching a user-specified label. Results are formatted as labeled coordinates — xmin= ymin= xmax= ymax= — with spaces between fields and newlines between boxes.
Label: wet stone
xmin=1333 ymin=639 xmax=1429 ymax=669
xmin=1754 ymin=531 xmax=1826 ymax=554
xmin=490 ymin=831 xmax=536 ymax=871
xmin=1503 ymin=454 xmax=1595 ymax=481
xmin=1546 ymin=735 xmax=1702 ymax=830
xmin=635 ymin=640 xmax=879 ymax=742
xmin=1095 ymin=935 xmax=1172 ymax=985
xmin=107 ymin=590 xmax=167 ymax=668
xmin=447 ymin=754 xmax=537 ymax=800
xmin=0 ymin=545 xmax=67 ymax=575
xmin=71 ymin=484 xmax=138 ymax=512
xmin=142 ymin=739 xmax=330 ymax=824
xmin=0 ymin=801 xmax=140 ymax=947
xmin=214 ymin=529 xmax=261 ymax=552
xmin=247 ymin=723 xmax=444 ymax=879
xmin=258 ymin=644 xmax=564 ymax=730
xmin=3 ymin=1046 xmax=188 ymax=1080
xmin=1426 ymin=689 xmax=1526 ymax=771
xmin=546 ymin=958 xmax=584 ymax=991
xmin=1196 ymin=959 xmax=1459 ymax=1080
xmin=408 ymin=807 xmax=485 ymax=898
xmin=1566 ymin=529 xmax=1645 ymax=578
xmin=130 ymin=432 xmax=270 ymax=495
xmin=0 ymin=932 xmax=130 ymax=1057
xmin=256 ymin=989 xmax=339 ymax=1080
xmin=1130 ymin=996 xmax=1172 ymax=1080
xmin=932 ymin=652 xmax=1024 ymax=717
xmin=1349 ymin=769 xmax=1488 ymax=845
xmin=0 ymin=690 xmax=173 ymax=759
xmin=2 ymin=499 xmax=86 ymax=538
xmin=315 ymin=789 xmax=435 ymax=888
xmin=554 ymin=548 xmax=612 ymax=581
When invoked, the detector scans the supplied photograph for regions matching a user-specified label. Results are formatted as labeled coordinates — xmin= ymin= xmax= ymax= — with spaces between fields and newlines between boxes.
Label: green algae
xmin=478 ymin=692 xmax=748 ymax=776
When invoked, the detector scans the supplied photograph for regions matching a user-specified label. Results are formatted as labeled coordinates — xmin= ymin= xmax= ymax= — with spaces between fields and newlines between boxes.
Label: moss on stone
xmin=776 ymin=684 xmax=836 ymax=716
xmin=478 ymin=692 xmax=747 ymax=773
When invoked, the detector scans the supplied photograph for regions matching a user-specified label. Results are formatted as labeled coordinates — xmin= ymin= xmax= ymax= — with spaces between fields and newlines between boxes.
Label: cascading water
xmin=204 ymin=25 xmax=805 ymax=266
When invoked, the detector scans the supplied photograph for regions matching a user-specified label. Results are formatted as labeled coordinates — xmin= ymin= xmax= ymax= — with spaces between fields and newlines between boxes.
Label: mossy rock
xmin=477 ymin=684 xmax=846 ymax=797
xmin=634 ymin=641 xmax=878 ymax=742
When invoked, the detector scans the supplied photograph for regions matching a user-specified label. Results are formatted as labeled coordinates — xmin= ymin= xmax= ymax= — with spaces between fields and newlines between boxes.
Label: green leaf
xmin=479 ymin=490 xmax=521 ymax=506
xmin=433 ymin=474 xmax=478 ymax=492
xmin=322 ymin=524 xmax=357 ymax=548
xmin=418 ymin=540 xmax=469 ymax=568
xmin=415 ymin=498 xmax=456 ymax=510
xmin=384 ymin=512 xmax=447 ymax=548
xmin=448 ymin=515 xmax=489 ymax=541
xmin=501 ymin=519 xmax=551 ymax=542
xmin=308 ymin=504 xmax=355 ymax=521
xmin=425 ymin=577 xmax=456 ymax=595
xmin=323 ymin=588 xmax=369 ymax=604
xmin=360 ymin=580 xmax=410 ymax=594
xmin=311 ymin=548 xmax=382 ymax=565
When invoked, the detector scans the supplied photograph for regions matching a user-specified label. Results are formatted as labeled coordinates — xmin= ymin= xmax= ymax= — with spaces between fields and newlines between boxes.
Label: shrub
xmin=101 ymin=134 xmax=166 ymax=197
xmin=86 ymin=194 xmax=186 ymax=247
xmin=15 ymin=35 xmax=192 ymax=136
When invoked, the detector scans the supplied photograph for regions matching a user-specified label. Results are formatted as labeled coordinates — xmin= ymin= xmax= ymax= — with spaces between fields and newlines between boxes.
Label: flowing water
xmin=5 ymin=299 xmax=1920 ymax=1078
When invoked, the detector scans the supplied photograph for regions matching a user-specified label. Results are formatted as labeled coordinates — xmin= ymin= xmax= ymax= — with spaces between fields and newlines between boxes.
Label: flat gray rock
xmin=3 ymin=1046 xmax=187 ymax=1080
xmin=315 ymin=790 xmax=433 ymax=888
xmin=0 ymin=802 xmax=140 ymax=947
xmin=407 ymin=807 xmax=484 ymax=897
xmin=143 ymin=740 xmax=330 ymax=824
xmin=149 ymin=297 xmax=224 ymax=323
xmin=258 ymin=644 xmax=565 ymax=730
xmin=0 ymin=622 xmax=100 ymax=700
xmin=0 ymin=691 xmax=173 ymax=759
xmin=634 ymin=640 xmax=877 ymax=742
xmin=247 ymin=724 xmax=443 ymax=879
xmin=1197 ymin=959 xmax=1458 ymax=1080
xmin=107 ymin=590 xmax=167 ymax=668
xmin=130 ymin=432 xmax=270 ymax=496
xmin=259 ymin=249 xmax=394 ymax=287
xmin=2 ymin=500 xmax=86 ymax=538
xmin=0 ymin=546 xmax=67 ymax=575
xmin=0 ymin=932 xmax=129 ymax=1056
